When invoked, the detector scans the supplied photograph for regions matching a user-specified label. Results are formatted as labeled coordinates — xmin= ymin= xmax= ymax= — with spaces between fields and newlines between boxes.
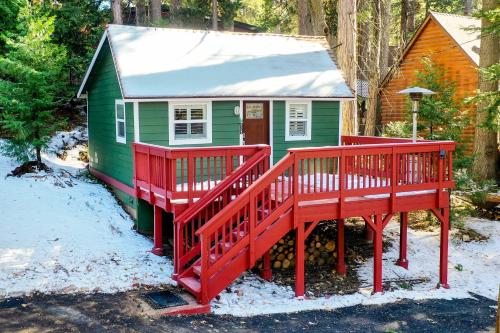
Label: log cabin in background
xmin=380 ymin=12 xmax=482 ymax=152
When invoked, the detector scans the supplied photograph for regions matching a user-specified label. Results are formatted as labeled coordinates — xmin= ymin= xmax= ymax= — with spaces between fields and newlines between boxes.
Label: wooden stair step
xmin=178 ymin=276 xmax=201 ymax=295
xmin=193 ymin=264 xmax=201 ymax=276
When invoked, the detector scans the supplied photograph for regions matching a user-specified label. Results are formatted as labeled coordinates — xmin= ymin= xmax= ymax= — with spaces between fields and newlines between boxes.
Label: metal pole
xmin=412 ymin=100 xmax=418 ymax=143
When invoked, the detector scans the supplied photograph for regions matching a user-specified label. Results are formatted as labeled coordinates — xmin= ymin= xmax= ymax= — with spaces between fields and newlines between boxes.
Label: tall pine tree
xmin=0 ymin=3 xmax=67 ymax=169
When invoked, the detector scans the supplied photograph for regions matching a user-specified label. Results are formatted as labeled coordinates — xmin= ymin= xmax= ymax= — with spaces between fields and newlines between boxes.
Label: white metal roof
xmin=431 ymin=12 xmax=481 ymax=65
xmin=78 ymin=25 xmax=353 ymax=99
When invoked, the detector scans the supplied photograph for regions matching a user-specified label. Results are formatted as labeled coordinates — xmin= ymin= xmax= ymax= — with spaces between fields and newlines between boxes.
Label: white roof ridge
xmin=105 ymin=23 xmax=329 ymax=41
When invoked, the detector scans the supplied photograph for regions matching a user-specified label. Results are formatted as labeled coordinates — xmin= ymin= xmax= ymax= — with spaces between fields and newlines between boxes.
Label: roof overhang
xmin=77 ymin=31 xmax=108 ymax=98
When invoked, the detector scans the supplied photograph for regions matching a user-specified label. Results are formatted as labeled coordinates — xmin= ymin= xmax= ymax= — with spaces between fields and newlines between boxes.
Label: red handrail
xmin=173 ymin=147 xmax=271 ymax=276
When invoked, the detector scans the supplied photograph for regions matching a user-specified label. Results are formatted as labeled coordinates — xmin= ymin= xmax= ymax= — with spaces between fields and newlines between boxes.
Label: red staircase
xmin=133 ymin=138 xmax=456 ymax=308
xmin=172 ymin=147 xmax=271 ymax=279
xmin=177 ymin=152 xmax=297 ymax=304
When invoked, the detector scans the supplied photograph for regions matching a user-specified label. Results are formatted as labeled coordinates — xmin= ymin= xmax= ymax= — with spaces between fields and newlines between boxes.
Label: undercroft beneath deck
xmin=132 ymin=136 xmax=455 ymax=306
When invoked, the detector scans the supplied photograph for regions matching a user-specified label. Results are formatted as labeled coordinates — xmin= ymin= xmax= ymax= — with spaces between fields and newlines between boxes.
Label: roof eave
xmin=77 ymin=31 xmax=108 ymax=99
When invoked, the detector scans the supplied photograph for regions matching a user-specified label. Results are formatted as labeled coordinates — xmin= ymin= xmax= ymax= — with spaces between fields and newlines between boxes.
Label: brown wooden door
xmin=243 ymin=101 xmax=270 ymax=145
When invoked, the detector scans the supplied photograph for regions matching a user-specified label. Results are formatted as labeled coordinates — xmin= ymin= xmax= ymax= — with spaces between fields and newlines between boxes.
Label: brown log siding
xmin=380 ymin=18 xmax=478 ymax=153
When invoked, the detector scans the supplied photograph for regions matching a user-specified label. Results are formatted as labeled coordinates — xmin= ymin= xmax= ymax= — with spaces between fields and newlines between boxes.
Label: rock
xmin=462 ymin=234 xmax=470 ymax=242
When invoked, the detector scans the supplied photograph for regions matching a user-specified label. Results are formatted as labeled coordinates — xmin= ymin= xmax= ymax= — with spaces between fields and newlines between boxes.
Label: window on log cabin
xmin=285 ymin=101 xmax=311 ymax=141
xmin=169 ymin=102 xmax=212 ymax=145
xmin=115 ymin=100 xmax=126 ymax=144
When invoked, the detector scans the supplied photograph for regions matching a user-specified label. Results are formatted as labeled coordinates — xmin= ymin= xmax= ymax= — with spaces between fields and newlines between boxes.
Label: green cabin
xmin=78 ymin=24 xmax=353 ymax=233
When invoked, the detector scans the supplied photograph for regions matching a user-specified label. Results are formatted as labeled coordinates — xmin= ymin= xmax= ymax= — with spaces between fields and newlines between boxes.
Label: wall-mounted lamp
xmin=234 ymin=106 xmax=240 ymax=116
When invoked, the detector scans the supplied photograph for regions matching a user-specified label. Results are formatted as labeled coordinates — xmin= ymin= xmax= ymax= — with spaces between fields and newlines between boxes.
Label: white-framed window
xmin=169 ymin=102 xmax=212 ymax=145
xmin=285 ymin=101 xmax=312 ymax=141
xmin=115 ymin=99 xmax=126 ymax=144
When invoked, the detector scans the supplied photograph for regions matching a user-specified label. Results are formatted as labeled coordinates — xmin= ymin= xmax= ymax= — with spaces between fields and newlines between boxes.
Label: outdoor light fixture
xmin=398 ymin=87 xmax=435 ymax=143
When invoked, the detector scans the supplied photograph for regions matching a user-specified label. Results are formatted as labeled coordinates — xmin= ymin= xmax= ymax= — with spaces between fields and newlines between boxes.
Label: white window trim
xmin=168 ymin=101 xmax=212 ymax=145
xmin=115 ymin=99 xmax=126 ymax=144
xmin=285 ymin=100 xmax=312 ymax=141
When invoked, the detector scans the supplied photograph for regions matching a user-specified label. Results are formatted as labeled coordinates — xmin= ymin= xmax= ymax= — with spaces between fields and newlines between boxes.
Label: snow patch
xmin=0 ymin=149 xmax=174 ymax=298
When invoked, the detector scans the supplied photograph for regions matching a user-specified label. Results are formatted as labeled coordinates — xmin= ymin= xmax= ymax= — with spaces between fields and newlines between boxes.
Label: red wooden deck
xmin=132 ymin=136 xmax=455 ymax=307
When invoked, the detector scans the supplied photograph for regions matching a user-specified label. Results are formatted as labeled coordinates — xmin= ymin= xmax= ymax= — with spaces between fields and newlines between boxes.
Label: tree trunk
xmin=400 ymin=0 xmax=416 ymax=47
xmin=36 ymin=146 xmax=42 ymax=170
xmin=150 ymin=0 xmax=162 ymax=24
xmin=309 ymin=0 xmax=329 ymax=37
xmin=298 ymin=0 xmax=312 ymax=35
xmin=364 ymin=0 xmax=381 ymax=137
xmin=212 ymin=0 xmax=218 ymax=30
xmin=472 ymin=0 xmax=499 ymax=180
xmin=379 ymin=0 xmax=391 ymax=79
xmin=112 ymin=0 xmax=122 ymax=24
xmin=407 ymin=0 xmax=415 ymax=33
xmin=136 ymin=0 xmax=146 ymax=26
xmin=464 ymin=0 xmax=473 ymax=15
xmin=337 ymin=0 xmax=358 ymax=135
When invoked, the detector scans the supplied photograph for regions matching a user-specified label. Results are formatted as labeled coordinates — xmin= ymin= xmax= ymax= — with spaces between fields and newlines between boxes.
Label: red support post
xmin=365 ymin=220 xmax=374 ymax=242
xmin=336 ymin=218 xmax=346 ymax=275
xmin=152 ymin=205 xmax=164 ymax=256
xmin=373 ymin=215 xmax=383 ymax=293
xmin=172 ymin=221 xmax=181 ymax=280
xmin=260 ymin=251 xmax=272 ymax=281
xmin=295 ymin=223 xmax=305 ymax=297
xmin=438 ymin=207 xmax=450 ymax=289
xmin=396 ymin=212 xmax=409 ymax=269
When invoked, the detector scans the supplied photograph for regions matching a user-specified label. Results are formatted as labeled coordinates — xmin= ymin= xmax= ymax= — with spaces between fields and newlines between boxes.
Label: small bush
xmin=454 ymin=169 xmax=498 ymax=209
xmin=382 ymin=121 xmax=412 ymax=138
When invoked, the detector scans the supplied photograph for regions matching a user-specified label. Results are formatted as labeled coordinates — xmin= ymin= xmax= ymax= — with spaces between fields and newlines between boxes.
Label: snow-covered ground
xmin=212 ymin=218 xmax=500 ymax=316
xmin=0 ymin=139 xmax=174 ymax=298
xmin=0 ymin=133 xmax=498 ymax=317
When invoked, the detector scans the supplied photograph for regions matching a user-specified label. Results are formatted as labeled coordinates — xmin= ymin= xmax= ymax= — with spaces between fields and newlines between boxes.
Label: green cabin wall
xmin=272 ymin=101 xmax=340 ymax=164
xmin=83 ymin=41 xmax=341 ymax=235
xmin=85 ymin=40 xmax=137 ymax=218
xmin=138 ymin=101 xmax=240 ymax=147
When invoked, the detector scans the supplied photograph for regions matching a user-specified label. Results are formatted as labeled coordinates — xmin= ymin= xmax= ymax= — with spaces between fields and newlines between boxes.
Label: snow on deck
xmin=0 ymin=144 xmax=174 ymax=298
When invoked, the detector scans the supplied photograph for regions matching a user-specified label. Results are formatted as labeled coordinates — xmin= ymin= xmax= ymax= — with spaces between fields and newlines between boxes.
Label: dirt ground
xmin=0 ymin=288 xmax=496 ymax=333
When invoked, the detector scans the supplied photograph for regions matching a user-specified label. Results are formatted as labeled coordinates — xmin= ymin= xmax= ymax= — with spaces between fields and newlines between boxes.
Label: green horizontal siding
xmin=139 ymin=101 xmax=240 ymax=147
xmin=272 ymin=101 xmax=340 ymax=164
xmin=87 ymin=40 xmax=135 ymax=190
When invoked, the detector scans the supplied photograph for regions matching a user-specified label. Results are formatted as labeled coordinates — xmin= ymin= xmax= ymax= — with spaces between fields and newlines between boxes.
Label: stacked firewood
xmin=257 ymin=231 xmax=337 ymax=270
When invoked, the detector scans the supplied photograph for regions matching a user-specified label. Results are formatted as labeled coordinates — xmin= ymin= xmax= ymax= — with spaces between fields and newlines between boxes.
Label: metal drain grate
xmin=0 ymin=297 xmax=25 ymax=309
xmin=143 ymin=290 xmax=188 ymax=309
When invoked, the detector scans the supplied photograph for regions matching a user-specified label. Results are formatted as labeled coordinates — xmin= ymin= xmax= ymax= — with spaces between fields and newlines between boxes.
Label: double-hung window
xmin=115 ymin=100 xmax=126 ymax=144
xmin=285 ymin=101 xmax=311 ymax=141
xmin=169 ymin=102 xmax=212 ymax=145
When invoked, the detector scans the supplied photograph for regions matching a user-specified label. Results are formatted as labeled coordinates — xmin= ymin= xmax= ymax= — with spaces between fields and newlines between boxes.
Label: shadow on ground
xmin=0 ymin=289 xmax=496 ymax=333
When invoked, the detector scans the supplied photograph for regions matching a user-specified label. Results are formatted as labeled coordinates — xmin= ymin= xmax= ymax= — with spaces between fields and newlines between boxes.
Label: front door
xmin=242 ymin=101 xmax=270 ymax=145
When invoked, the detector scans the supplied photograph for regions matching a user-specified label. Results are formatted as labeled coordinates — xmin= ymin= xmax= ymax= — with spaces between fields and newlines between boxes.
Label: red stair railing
xmin=195 ymin=153 xmax=296 ymax=303
xmin=173 ymin=146 xmax=271 ymax=277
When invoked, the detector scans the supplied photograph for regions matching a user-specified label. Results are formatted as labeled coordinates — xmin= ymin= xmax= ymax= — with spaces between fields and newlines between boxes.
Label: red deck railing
xmin=132 ymin=143 xmax=269 ymax=209
xmin=189 ymin=137 xmax=455 ymax=303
